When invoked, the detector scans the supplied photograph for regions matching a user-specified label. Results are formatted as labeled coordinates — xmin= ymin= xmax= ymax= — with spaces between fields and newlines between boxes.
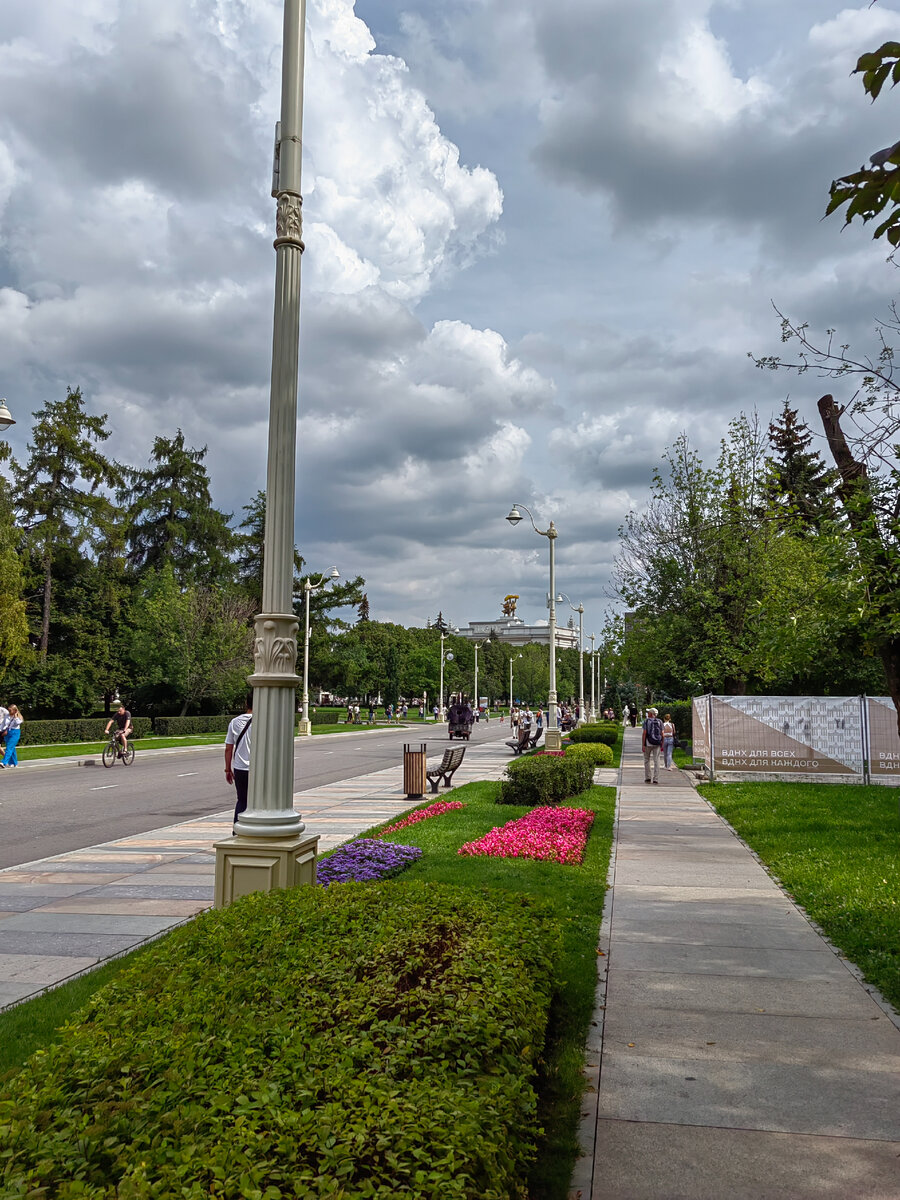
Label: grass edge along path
xmin=698 ymin=780 xmax=900 ymax=1013
xmin=0 ymin=780 xmax=615 ymax=1200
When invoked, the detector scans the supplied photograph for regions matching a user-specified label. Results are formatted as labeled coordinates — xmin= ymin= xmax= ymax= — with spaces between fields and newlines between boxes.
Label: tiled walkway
xmin=0 ymin=736 xmax=519 ymax=1009
xmin=574 ymin=727 xmax=900 ymax=1200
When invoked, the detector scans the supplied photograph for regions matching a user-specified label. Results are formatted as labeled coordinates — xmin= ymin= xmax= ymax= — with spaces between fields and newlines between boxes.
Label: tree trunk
xmin=880 ymin=638 xmax=900 ymax=741
xmin=39 ymin=553 xmax=52 ymax=659
xmin=817 ymin=394 xmax=900 ymax=737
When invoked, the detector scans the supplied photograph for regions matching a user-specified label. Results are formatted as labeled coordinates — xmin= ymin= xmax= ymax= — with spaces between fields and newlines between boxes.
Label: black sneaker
xmin=653 ymin=780 xmax=659 ymax=784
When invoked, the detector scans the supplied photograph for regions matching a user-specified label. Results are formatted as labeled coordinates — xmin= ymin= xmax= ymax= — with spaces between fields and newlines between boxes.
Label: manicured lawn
xmin=698 ymin=781 xmax=900 ymax=1011
xmin=0 ymin=780 xmax=615 ymax=1199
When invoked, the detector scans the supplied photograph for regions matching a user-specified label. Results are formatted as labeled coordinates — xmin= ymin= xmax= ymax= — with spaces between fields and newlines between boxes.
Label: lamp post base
xmin=545 ymin=728 xmax=563 ymax=752
xmin=297 ymin=718 xmax=312 ymax=737
xmin=214 ymin=831 xmax=319 ymax=909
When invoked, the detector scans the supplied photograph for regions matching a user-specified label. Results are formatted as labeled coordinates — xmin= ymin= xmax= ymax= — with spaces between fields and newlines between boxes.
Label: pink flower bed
xmin=458 ymin=806 xmax=594 ymax=866
xmin=378 ymin=799 xmax=466 ymax=837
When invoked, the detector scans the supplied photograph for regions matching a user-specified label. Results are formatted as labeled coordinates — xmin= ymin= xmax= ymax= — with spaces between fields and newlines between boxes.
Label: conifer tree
xmin=122 ymin=430 xmax=234 ymax=586
xmin=766 ymin=400 xmax=835 ymax=530
xmin=13 ymin=387 xmax=122 ymax=657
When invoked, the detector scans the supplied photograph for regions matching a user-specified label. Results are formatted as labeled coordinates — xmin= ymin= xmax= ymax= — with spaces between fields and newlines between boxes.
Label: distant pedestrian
xmin=629 ymin=705 xmax=638 ymax=728
xmin=662 ymin=712 xmax=676 ymax=769
xmin=353 ymin=703 xmax=360 ymax=724
xmin=224 ymin=696 xmax=253 ymax=829
xmin=432 ymin=704 xmax=439 ymax=721
xmin=418 ymin=704 xmax=424 ymax=719
xmin=386 ymin=703 xmax=394 ymax=723
xmin=368 ymin=702 xmax=375 ymax=724
xmin=642 ymin=707 xmax=663 ymax=784
xmin=0 ymin=705 xmax=22 ymax=768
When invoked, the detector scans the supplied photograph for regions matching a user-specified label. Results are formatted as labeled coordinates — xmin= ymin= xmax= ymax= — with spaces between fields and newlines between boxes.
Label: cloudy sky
xmin=2 ymin=0 xmax=899 ymax=635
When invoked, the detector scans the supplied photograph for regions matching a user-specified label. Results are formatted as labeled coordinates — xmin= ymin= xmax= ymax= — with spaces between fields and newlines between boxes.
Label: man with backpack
xmin=642 ymin=706 xmax=663 ymax=784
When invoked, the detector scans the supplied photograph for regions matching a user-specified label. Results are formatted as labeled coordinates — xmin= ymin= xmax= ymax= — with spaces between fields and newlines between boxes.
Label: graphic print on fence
xmin=868 ymin=698 xmax=900 ymax=780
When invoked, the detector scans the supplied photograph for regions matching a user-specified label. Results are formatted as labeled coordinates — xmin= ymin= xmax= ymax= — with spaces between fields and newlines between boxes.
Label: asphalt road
xmin=0 ymin=720 xmax=510 ymax=870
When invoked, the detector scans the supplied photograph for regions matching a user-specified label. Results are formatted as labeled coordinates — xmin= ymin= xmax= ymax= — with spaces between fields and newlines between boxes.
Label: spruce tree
xmin=122 ymin=430 xmax=234 ymax=586
xmin=13 ymin=387 xmax=122 ymax=657
xmin=766 ymin=400 xmax=835 ymax=530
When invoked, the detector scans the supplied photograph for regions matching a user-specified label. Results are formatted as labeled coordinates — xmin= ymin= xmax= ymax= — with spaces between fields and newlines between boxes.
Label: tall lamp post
xmin=509 ymin=651 xmax=522 ymax=712
xmin=474 ymin=637 xmax=490 ymax=715
xmin=506 ymin=504 xmax=562 ymax=750
xmin=560 ymin=595 xmax=585 ymax=725
xmin=215 ymin=0 xmax=318 ymax=907
xmin=589 ymin=632 xmax=596 ymax=721
xmin=435 ymin=617 xmax=458 ymax=722
xmin=0 ymin=400 xmax=16 ymax=433
xmin=298 ymin=566 xmax=339 ymax=736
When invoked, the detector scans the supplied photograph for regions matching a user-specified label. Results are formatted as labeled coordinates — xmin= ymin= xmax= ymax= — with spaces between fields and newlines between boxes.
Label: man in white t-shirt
xmin=224 ymin=695 xmax=253 ymax=828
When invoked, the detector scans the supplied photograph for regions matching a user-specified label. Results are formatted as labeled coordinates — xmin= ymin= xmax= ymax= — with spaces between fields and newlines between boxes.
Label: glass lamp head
xmin=505 ymin=505 xmax=522 ymax=525
xmin=0 ymin=399 xmax=15 ymax=432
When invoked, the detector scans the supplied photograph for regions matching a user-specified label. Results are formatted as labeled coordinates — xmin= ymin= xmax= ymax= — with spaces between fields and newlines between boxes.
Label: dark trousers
xmin=233 ymin=769 xmax=249 ymax=824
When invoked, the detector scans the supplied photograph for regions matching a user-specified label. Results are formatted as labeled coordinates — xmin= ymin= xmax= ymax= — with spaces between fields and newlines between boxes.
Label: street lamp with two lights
xmin=298 ymin=566 xmax=340 ymax=736
xmin=505 ymin=503 xmax=562 ymax=750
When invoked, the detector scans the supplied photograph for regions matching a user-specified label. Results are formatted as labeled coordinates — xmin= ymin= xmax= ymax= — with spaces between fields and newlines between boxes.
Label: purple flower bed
xmin=317 ymin=838 xmax=423 ymax=887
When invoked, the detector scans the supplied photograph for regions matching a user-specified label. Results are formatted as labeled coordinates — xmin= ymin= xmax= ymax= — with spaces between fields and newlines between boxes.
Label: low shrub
xmin=567 ymin=723 xmax=618 ymax=746
xmin=18 ymin=717 xmax=153 ymax=746
xmin=498 ymin=754 xmax=595 ymax=806
xmin=0 ymin=882 xmax=560 ymax=1200
xmin=565 ymin=742 xmax=614 ymax=768
xmin=152 ymin=715 xmax=233 ymax=737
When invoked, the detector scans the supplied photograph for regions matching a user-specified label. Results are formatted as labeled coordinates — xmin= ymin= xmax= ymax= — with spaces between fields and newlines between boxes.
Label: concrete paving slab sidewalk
xmin=572 ymin=726 xmax=900 ymax=1200
xmin=0 ymin=735 xmax=515 ymax=1008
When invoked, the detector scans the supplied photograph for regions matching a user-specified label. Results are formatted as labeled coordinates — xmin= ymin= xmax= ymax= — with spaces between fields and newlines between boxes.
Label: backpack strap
xmin=233 ymin=716 xmax=252 ymax=751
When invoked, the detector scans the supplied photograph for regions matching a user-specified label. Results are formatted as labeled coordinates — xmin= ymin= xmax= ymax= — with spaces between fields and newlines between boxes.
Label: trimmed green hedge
xmin=498 ymin=754 xmax=595 ymax=806
xmin=17 ymin=718 xmax=153 ymax=746
xmin=565 ymin=742 xmax=614 ymax=768
xmin=567 ymin=723 xmax=618 ymax=746
xmin=0 ymin=882 xmax=559 ymax=1200
xmin=152 ymin=715 xmax=233 ymax=737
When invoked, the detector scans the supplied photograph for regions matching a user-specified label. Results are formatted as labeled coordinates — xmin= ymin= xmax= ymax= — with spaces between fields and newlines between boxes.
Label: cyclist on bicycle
xmin=105 ymin=704 xmax=133 ymax=757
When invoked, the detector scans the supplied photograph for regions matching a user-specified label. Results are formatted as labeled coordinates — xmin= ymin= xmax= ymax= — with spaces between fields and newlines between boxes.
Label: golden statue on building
xmin=502 ymin=594 xmax=519 ymax=617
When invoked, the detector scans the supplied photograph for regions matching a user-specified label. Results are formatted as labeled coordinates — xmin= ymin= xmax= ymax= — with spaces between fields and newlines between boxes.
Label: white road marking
xmin=90 ymin=785 xmax=118 ymax=791
xmin=176 ymin=772 xmax=198 ymax=778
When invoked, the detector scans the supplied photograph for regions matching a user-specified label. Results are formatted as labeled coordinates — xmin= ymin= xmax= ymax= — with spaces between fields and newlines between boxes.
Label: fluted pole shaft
xmin=237 ymin=0 xmax=307 ymax=837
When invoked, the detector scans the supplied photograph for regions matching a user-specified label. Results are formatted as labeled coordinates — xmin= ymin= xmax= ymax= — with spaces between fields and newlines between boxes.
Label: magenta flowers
xmin=378 ymin=800 xmax=466 ymax=837
xmin=458 ymin=806 xmax=594 ymax=866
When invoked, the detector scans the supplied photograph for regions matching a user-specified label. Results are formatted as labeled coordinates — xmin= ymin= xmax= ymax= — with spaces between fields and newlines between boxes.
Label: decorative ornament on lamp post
xmin=214 ymin=0 xmax=318 ymax=907
xmin=298 ymin=566 xmax=339 ymax=736
xmin=505 ymin=503 xmax=562 ymax=750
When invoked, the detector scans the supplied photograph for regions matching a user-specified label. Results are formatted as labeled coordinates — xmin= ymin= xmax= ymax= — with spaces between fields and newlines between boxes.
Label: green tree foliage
xmin=127 ymin=565 xmax=254 ymax=715
xmin=12 ymin=387 xmax=122 ymax=657
xmin=121 ymin=430 xmax=234 ymax=586
xmin=0 ymin=478 xmax=29 ymax=685
xmin=615 ymin=418 xmax=875 ymax=698
xmin=766 ymin=400 xmax=836 ymax=530
xmin=826 ymin=41 xmax=900 ymax=247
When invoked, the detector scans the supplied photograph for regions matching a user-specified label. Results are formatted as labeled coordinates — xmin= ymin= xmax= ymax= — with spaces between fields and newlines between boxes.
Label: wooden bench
xmin=426 ymin=746 xmax=466 ymax=793
xmin=505 ymin=726 xmax=544 ymax=755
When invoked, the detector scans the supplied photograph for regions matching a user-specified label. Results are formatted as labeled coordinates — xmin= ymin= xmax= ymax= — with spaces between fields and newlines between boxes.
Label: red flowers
xmin=458 ymin=806 xmax=594 ymax=866
xmin=378 ymin=800 xmax=466 ymax=837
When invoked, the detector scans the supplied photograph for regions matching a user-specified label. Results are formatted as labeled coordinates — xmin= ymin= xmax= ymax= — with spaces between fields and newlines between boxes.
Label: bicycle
xmin=102 ymin=729 xmax=135 ymax=767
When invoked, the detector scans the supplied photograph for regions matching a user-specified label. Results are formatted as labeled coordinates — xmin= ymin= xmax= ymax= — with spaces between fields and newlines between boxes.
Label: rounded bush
xmin=568 ymin=723 xmax=618 ymax=746
xmin=565 ymin=742 xmax=613 ymax=767
xmin=498 ymin=754 xmax=595 ymax=806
